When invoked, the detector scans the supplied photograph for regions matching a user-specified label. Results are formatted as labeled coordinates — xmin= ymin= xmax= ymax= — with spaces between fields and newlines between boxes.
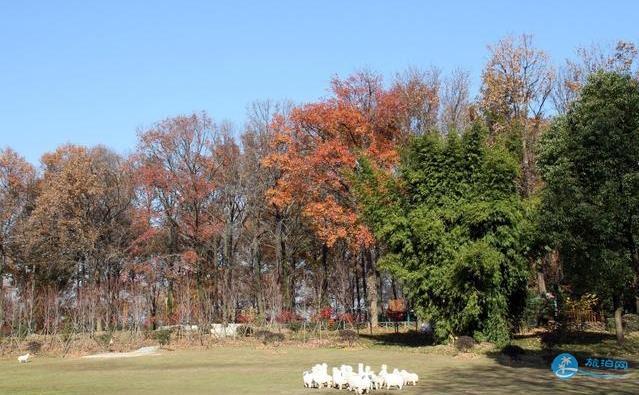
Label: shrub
xmin=319 ymin=307 xmax=333 ymax=320
xmin=60 ymin=322 xmax=76 ymax=343
xmin=287 ymin=322 xmax=303 ymax=332
xmin=609 ymin=314 xmax=639 ymax=333
xmin=236 ymin=324 xmax=254 ymax=337
xmin=254 ymin=330 xmax=272 ymax=340
xmin=276 ymin=310 xmax=300 ymax=324
xmin=154 ymin=329 xmax=171 ymax=346
xmin=522 ymin=291 xmax=557 ymax=328
xmin=26 ymin=340 xmax=42 ymax=354
xmin=623 ymin=314 xmax=639 ymax=332
xmin=262 ymin=332 xmax=285 ymax=345
xmin=338 ymin=329 xmax=358 ymax=346
xmin=454 ymin=336 xmax=475 ymax=352
xmin=95 ymin=332 xmax=113 ymax=351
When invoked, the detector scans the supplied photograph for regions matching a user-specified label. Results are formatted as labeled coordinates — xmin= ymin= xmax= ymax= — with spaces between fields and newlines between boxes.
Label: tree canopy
xmin=355 ymin=123 xmax=530 ymax=343
xmin=538 ymin=72 xmax=639 ymax=315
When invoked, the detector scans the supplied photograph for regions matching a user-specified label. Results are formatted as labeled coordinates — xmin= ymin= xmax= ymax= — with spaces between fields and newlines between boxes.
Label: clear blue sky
xmin=1 ymin=1 xmax=638 ymax=164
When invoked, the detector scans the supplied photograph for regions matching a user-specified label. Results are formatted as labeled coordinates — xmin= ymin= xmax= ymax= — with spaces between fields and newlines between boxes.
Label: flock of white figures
xmin=303 ymin=362 xmax=418 ymax=394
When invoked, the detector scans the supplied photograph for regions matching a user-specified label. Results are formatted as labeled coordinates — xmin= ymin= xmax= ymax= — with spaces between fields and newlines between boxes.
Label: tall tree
xmin=0 ymin=148 xmax=36 ymax=326
xmin=481 ymin=34 xmax=554 ymax=198
xmin=264 ymin=71 xmax=407 ymax=326
xmin=22 ymin=145 xmax=133 ymax=331
xmin=392 ymin=67 xmax=441 ymax=135
xmin=355 ymin=123 xmax=530 ymax=344
xmin=538 ymin=72 xmax=639 ymax=344
xmin=134 ymin=112 xmax=225 ymax=323
xmin=440 ymin=68 xmax=471 ymax=133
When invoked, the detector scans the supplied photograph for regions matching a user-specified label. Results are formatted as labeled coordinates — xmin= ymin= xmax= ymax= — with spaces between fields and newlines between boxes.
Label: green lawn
xmin=1 ymin=344 xmax=637 ymax=394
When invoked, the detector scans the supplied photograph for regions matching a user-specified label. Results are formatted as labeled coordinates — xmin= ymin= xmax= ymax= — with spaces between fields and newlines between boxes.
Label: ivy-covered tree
xmin=355 ymin=123 xmax=530 ymax=344
xmin=538 ymin=71 xmax=639 ymax=344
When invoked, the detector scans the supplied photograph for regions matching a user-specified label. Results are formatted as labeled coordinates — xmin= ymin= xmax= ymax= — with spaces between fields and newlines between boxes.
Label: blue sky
xmin=1 ymin=1 xmax=638 ymax=164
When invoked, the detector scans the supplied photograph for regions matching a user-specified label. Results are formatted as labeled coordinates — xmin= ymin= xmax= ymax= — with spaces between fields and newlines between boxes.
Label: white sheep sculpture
xmin=17 ymin=353 xmax=30 ymax=364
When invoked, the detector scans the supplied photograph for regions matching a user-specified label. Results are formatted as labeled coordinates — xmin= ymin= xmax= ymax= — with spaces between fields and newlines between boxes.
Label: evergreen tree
xmin=355 ymin=123 xmax=530 ymax=344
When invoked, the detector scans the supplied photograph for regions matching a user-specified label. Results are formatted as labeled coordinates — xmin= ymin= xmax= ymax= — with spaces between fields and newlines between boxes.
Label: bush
xmin=287 ymin=322 xmax=303 ymax=332
xmin=26 ymin=340 xmax=42 ymax=354
xmin=276 ymin=310 xmax=300 ymax=324
xmin=236 ymin=324 xmax=254 ymax=337
xmin=522 ymin=291 xmax=557 ymax=328
xmin=154 ymin=329 xmax=171 ymax=346
xmin=338 ymin=329 xmax=358 ymax=346
xmin=254 ymin=330 xmax=272 ymax=340
xmin=95 ymin=332 xmax=113 ymax=351
xmin=454 ymin=336 xmax=475 ymax=352
xmin=623 ymin=314 xmax=639 ymax=332
xmin=608 ymin=314 xmax=639 ymax=333
xmin=262 ymin=332 xmax=285 ymax=345
xmin=60 ymin=322 xmax=76 ymax=343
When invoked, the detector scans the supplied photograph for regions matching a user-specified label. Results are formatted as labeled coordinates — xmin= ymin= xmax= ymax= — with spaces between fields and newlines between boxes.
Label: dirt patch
xmin=82 ymin=346 xmax=161 ymax=359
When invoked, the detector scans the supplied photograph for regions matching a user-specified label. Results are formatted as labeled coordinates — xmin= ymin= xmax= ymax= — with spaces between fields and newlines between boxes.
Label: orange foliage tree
xmin=264 ymin=71 xmax=409 ymax=325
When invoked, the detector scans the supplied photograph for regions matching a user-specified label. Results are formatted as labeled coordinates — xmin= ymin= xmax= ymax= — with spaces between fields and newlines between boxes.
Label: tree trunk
xmin=354 ymin=269 xmax=361 ymax=312
xmin=0 ymin=253 xmax=5 ymax=327
xmin=320 ymin=244 xmax=329 ymax=307
xmin=537 ymin=270 xmax=547 ymax=294
xmin=614 ymin=306 xmax=624 ymax=345
xmin=365 ymin=250 xmax=378 ymax=328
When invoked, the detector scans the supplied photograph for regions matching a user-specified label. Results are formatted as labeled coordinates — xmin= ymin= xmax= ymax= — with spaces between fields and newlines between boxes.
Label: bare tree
xmin=481 ymin=34 xmax=555 ymax=198
xmin=553 ymin=40 xmax=638 ymax=114
xmin=440 ymin=68 xmax=471 ymax=133
xmin=393 ymin=66 xmax=441 ymax=135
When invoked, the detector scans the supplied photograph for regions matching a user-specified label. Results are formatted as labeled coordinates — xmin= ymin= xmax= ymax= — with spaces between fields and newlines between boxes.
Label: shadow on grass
xmin=422 ymin=362 xmax=638 ymax=395
xmin=359 ymin=330 xmax=434 ymax=347
xmin=486 ymin=331 xmax=638 ymax=376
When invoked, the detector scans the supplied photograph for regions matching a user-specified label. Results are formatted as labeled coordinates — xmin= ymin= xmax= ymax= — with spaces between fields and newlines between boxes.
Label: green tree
xmin=538 ymin=71 xmax=639 ymax=344
xmin=355 ymin=123 xmax=530 ymax=344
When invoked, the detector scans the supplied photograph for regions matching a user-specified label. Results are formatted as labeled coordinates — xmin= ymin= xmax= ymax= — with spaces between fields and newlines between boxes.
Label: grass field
xmin=1 ymin=341 xmax=638 ymax=395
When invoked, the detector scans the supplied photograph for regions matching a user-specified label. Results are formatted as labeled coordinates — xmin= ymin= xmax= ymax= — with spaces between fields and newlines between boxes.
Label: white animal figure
xmin=17 ymin=353 xmax=30 ymax=363
xmin=349 ymin=373 xmax=372 ymax=395
xmin=400 ymin=369 xmax=419 ymax=385
xmin=303 ymin=370 xmax=314 ymax=388
xmin=368 ymin=372 xmax=383 ymax=390
xmin=340 ymin=364 xmax=354 ymax=382
xmin=384 ymin=369 xmax=404 ymax=390
xmin=332 ymin=367 xmax=348 ymax=389
xmin=311 ymin=363 xmax=332 ymax=388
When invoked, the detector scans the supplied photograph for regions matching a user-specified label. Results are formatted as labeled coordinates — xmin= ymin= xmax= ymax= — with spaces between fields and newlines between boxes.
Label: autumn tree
xmin=265 ymin=71 xmax=407 ymax=326
xmin=480 ymin=34 xmax=554 ymax=198
xmin=392 ymin=67 xmax=441 ymax=135
xmin=240 ymin=100 xmax=310 ymax=315
xmin=0 ymin=148 xmax=36 ymax=327
xmin=134 ymin=112 xmax=226 ymax=324
xmin=21 ymin=145 xmax=134 ymax=332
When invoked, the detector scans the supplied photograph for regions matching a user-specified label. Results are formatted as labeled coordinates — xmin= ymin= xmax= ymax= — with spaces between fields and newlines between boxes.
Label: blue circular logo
xmin=551 ymin=353 xmax=579 ymax=379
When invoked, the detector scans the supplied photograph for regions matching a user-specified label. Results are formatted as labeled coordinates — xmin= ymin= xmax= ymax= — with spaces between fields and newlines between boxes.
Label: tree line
xmin=0 ymin=35 xmax=637 ymax=344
